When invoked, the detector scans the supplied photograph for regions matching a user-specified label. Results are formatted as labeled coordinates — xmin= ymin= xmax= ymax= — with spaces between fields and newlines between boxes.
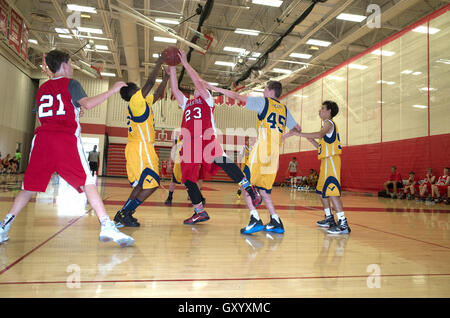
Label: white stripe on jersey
xmin=329 ymin=156 xmax=337 ymax=178
xmin=22 ymin=135 xmax=37 ymax=190
xmin=76 ymin=136 xmax=96 ymax=186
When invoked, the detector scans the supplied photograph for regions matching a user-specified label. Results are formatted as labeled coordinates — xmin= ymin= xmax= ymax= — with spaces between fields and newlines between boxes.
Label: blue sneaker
xmin=264 ymin=216 xmax=285 ymax=234
xmin=240 ymin=215 xmax=264 ymax=235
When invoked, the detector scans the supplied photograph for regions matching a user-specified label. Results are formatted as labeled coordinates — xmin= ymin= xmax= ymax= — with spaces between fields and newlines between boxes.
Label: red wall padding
xmin=277 ymin=134 xmax=450 ymax=192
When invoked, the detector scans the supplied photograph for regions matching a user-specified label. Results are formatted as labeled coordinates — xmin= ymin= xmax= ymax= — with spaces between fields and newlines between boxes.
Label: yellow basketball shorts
xmin=245 ymin=151 xmax=279 ymax=193
xmin=172 ymin=161 xmax=182 ymax=184
xmin=125 ymin=141 xmax=160 ymax=189
xmin=316 ymin=155 xmax=341 ymax=198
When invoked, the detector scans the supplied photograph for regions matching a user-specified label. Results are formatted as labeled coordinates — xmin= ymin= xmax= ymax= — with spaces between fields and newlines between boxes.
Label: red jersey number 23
xmin=185 ymin=107 xmax=202 ymax=122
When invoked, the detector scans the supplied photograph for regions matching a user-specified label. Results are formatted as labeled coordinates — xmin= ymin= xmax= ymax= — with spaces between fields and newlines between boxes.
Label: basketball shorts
xmin=316 ymin=155 xmax=341 ymax=198
xmin=387 ymin=182 xmax=403 ymax=190
xmin=420 ymin=183 xmax=432 ymax=193
xmin=125 ymin=141 xmax=160 ymax=190
xmin=89 ymin=162 xmax=98 ymax=172
xmin=198 ymin=164 xmax=211 ymax=181
xmin=289 ymin=171 xmax=297 ymax=178
xmin=245 ymin=145 xmax=280 ymax=193
xmin=22 ymin=132 xmax=95 ymax=193
xmin=180 ymin=138 xmax=223 ymax=184
xmin=437 ymin=185 xmax=449 ymax=196
xmin=172 ymin=161 xmax=182 ymax=184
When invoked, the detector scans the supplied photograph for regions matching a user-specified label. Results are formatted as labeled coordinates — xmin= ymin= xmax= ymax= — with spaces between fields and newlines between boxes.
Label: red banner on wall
xmin=0 ymin=0 xmax=8 ymax=38
xmin=21 ymin=22 xmax=28 ymax=60
xmin=8 ymin=8 xmax=22 ymax=55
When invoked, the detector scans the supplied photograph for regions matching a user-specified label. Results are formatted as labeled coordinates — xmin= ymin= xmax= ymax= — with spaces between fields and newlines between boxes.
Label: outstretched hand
xmin=178 ymin=49 xmax=188 ymax=64
xmin=112 ymin=81 xmax=127 ymax=93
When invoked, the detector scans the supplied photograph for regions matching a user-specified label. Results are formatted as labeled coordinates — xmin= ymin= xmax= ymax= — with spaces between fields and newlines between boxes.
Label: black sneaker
xmin=316 ymin=215 xmax=337 ymax=228
xmin=164 ymin=197 xmax=172 ymax=205
xmin=114 ymin=210 xmax=140 ymax=227
xmin=327 ymin=218 xmax=351 ymax=235
xmin=264 ymin=216 xmax=284 ymax=234
xmin=240 ymin=215 xmax=264 ymax=235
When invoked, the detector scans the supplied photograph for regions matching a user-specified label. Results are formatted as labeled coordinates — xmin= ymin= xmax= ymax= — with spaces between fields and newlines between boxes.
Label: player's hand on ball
xmin=112 ymin=81 xmax=127 ymax=93
xmin=178 ymin=49 xmax=187 ymax=63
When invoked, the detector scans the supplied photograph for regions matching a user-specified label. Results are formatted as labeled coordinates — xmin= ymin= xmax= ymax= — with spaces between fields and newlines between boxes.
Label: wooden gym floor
xmin=0 ymin=174 xmax=449 ymax=298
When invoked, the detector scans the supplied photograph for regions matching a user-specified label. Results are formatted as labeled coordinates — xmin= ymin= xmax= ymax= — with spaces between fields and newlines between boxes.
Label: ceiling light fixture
xmin=336 ymin=13 xmax=366 ymax=22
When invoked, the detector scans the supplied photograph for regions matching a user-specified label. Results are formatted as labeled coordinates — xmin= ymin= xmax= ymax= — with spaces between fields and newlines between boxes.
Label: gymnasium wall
xmin=0 ymin=52 xmax=37 ymax=171
xmin=279 ymin=6 xmax=450 ymax=191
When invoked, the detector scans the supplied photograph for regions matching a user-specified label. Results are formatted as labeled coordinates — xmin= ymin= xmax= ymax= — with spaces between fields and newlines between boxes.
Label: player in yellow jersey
xmin=284 ymin=101 xmax=350 ymax=235
xmin=114 ymin=54 xmax=169 ymax=227
xmin=205 ymin=81 xmax=301 ymax=234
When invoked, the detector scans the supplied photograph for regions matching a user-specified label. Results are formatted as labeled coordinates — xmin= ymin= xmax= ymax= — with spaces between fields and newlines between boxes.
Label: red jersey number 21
xmin=38 ymin=94 xmax=66 ymax=118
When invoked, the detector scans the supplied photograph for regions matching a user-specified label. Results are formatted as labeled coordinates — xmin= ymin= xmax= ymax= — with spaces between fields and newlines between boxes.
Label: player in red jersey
xmin=168 ymin=49 xmax=261 ymax=225
xmin=431 ymin=167 xmax=449 ymax=204
xmin=400 ymin=171 xmax=417 ymax=200
xmin=418 ymin=168 xmax=435 ymax=201
xmin=0 ymin=50 xmax=133 ymax=247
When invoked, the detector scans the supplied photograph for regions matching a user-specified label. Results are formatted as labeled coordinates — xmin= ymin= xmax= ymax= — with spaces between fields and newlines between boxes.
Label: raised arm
xmin=142 ymin=55 xmax=165 ymax=98
xmin=178 ymin=49 xmax=209 ymax=100
xmin=153 ymin=67 xmax=170 ymax=103
xmin=204 ymin=82 xmax=247 ymax=104
xmin=78 ymin=81 xmax=127 ymax=110
xmin=168 ymin=66 xmax=186 ymax=106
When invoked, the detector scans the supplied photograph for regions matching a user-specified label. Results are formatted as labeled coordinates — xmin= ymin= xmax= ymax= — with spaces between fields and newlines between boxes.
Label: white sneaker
xmin=0 ymin=224 xmax=10 ymax=243
xmin=99 ymin=220 xmax=134 ymax=247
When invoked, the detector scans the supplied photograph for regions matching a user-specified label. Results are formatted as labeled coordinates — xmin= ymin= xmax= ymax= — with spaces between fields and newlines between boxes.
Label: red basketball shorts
xmin=437 ymin=185 xmax=449 ymax=196
xmin=22 ymin=132 xmax=95 ymax=193
xmin=180 ymin=138 xmax=223 ymax=184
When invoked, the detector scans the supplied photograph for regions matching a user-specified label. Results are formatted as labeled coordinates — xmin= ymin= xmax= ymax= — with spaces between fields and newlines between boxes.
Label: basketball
xmin=162 ymin=46 xmax=181 ymax=66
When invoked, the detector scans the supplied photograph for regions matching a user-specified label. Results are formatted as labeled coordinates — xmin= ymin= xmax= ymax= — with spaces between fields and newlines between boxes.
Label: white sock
xmin=324 ymin=208 xmax=332 ymax=217
xmin=336 ymin=211 xmax=346 ymax=221
xmin=271 ymin=214 xmax=280 ymax=223
xmin=99 ymin=215 xmax=111 ymax=226
xmin=2 ymin=214 xmax=15 ymax=228
xmin=250 ymin=210 xmax=260 ymax=220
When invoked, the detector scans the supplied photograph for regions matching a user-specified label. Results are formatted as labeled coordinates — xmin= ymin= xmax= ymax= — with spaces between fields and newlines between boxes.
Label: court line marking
xmin=0 ymin=196 xmax=110 ymax=276
xmin=0 ymin=215 xmax=85 ymax=276
xmin=98 ymin=200 xmax=450 ymax=214
xmin=0 ymin=272 xmax=449 ymax=285
xmin=299 ymin=206 xmax=450 ymax=250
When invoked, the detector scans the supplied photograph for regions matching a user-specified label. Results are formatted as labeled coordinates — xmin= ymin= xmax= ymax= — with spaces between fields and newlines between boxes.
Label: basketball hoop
xmin=187 ymin=27 xmax=213 ymax=55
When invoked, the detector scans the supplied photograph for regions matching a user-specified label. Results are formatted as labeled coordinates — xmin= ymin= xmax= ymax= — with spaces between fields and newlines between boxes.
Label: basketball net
xmin=91 ymin=63 xmax=104 ymax=80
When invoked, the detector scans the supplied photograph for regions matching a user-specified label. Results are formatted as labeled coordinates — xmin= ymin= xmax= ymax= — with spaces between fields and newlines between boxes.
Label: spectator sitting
xmin=431 ymin=167 xmax=449 ymax=204
xmin=400 ymin=171 xmax=416 ymax=200
xmin=307 ymin=169 xmax=318 ymax=189
xmin=384 ymin=166 xmax=403 ymax=199
xmin=8 ymin=157 xmax=18 ymax=174
xmin=2 ymin=154 xmax=11 ymax=174
xmin=418 ymin=168 xmax=436 ymax=202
